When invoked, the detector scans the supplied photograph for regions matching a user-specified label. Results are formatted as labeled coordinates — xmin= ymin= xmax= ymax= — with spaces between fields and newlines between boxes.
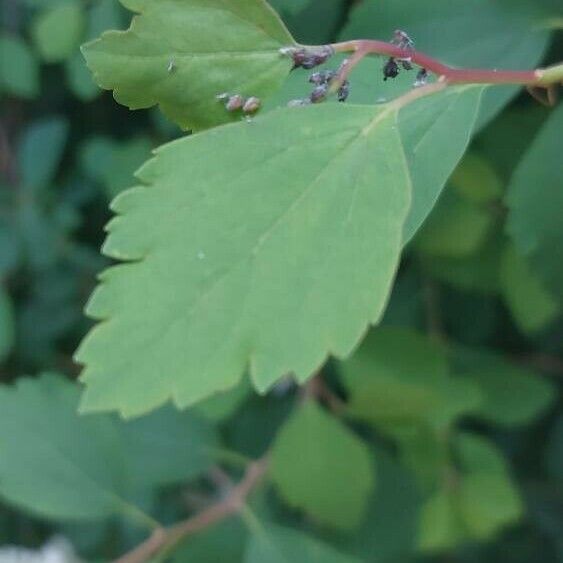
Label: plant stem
xmin=329 ymin=39 xmax=562 ymax=88
xmin=114 ymin=456 xmax=269 ymax=563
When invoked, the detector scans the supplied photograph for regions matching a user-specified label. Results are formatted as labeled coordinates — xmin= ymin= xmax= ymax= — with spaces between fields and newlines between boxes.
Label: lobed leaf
xmin=76 ymin=103 xmax=411 ymax=417
xmin=82 ymin=0 xmax=296 ymax=130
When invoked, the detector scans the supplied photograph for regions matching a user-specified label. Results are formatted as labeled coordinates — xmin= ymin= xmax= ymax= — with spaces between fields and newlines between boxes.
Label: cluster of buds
xmin=290 ymin=67 xmax=351 ymax=107
xmin=216 ymin=93 xmax=261 ymax=115
xmin=279 ymin=45 xmax=334 ymax=70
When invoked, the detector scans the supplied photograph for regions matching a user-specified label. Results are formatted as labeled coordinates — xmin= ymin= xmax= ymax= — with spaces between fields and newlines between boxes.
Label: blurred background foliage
xmin=0 ymin=0 xmax=562 ymax=561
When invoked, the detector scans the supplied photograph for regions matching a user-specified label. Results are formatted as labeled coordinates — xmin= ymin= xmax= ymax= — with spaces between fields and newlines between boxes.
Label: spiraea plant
xmin=0 ymin=0 xmax=562 ymax=561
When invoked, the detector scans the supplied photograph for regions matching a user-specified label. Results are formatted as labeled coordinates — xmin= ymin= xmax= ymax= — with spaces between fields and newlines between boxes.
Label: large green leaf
xmin=76 ymin=103 xmax=412 ymax=416
xmin=82 ymin=0 xmax=296 ymax=130
xmin=0 ymin=374 xmax=217 ymax=522
xmin=339 ymin=0 xmax=552 ymax=128
xmin=506 ymin=103 xmax=563 ymax=302
xmin=245 ymin=524 xmax=361 ymax=563
xmin=270 ymin=402 xmax=375 ymax=530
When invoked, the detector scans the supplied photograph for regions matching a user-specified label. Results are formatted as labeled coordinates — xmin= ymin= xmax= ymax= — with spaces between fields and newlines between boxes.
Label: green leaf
xmin=340 ymin=0 xmax=551 ymax=128
xmin=0 ymin=374 xmax=217 ymax=523
xmin=450 ymin=152 xmax=503 ymax=205
xmin=245 ymin=524 xmax=361 ymax=563
xmin=195 ymin=378 xmax=252 ymax=422
xmin=268 ymin=0 xmax=311 ymax=16
xmin=82 ymin=0 xmax=295 ymax=130
xmin=454 ymin=348 xmax=555 ymax=427
xmin=338 ymin=328 xmax=482 ymax=429
xmin=18 ymin=117 xmax=69 ymax=193
xmin=32 ymin=1 xmax=86 ymax=63
xmin=0 ymin=285 xmax=15 ymax=363
xmin=455 ymin=434 xmax=523 ymax=540
xmin=506 ymin=103 xmax=563 ymax=302
xmin=264 ymin=70 xmax=483 ymax=244
xmin=499 ymin=245 xmax=560 ymax=334
xmin=415 ymin=189 xmax=494 ymax=258
xmin=66 ymin=52 xmax=100 ymax=101
xmin=270 ymin=402 xmax=375 ymax=530
xmin=546 ymin=415 xmax=563 ymax=481
xmin=80 ymin=136 xmax=154 ymax=198
xmin=0 ymin=33 xmax=39 ymax=99
xmin=418 ymin=490 xmax=464 ymax=552
xmin=399 ymin=86 xmax=484 ymax=242
xmin=76 ymin=103 xmax=411 ymax=417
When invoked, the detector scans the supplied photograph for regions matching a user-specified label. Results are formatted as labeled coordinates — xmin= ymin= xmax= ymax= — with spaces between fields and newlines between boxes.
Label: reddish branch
xmin=329 ymin=39 xmax=562 ymax=104
xmin=115 ymin=456 xmax=269 ymax=563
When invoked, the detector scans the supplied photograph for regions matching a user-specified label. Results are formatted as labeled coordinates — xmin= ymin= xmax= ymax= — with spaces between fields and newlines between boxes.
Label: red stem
xmin=331 ymin=39 xmax=541 ymax=85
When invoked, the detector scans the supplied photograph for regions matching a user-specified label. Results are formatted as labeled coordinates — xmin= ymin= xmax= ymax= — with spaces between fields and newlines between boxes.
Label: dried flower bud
xmin=290 ymin=46 xmax=334 ymax=70
xmin=414 ymin=68 xmax=428 ymax=87
xmin=243 ymin=96 xmax=261 ymax=114
xmin=383 ymin=58 xmax=400 ymax=81
xmin=337 ymin=80 xmax=350 ymax=102
xmin=310 ymin=84 xmax=328 ymax=103
xmin=225 ymin=94 xmax=245 ymax=111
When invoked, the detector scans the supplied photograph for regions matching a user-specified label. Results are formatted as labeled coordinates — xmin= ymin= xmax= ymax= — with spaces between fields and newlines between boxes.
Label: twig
xmin=328 ymin=39 xmax=563 ymax=103
xmin=114 ymin=456 xmax=269 ymax=563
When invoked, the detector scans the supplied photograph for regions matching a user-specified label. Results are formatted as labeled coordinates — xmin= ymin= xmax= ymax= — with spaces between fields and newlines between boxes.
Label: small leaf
xmin=0 ymin=374 xmax=217 ymax=522
xmin=32 ymin=1 xmax=86 ymax=63
xmin=66 ymin=52 xmax=100 ymax=101
xmin=499 ymin=245 xmax=560 ymax=334
xmin=82 ymin=0 xmax=296 ymax=130
xmin=76 ymin=104 xmax=411 ymax=417
xmin=18 ymin=117 xmax=69 ymax=193
xmin=245 ymin=524 xmax=361 ymax=563
xmin=450 ymin=152 xmax=503 ymax=205
xmin=506 ymin=103 xmax=563 ymax=302
xmin=454 ymin=348 xmax=555 ymax=427
xmin=0 ymin=33 xmax=39 ymax=99
xmin=418 ymin=491 xmax=464 ymax=552
xmin=270 ymin=402 xmax=375 ymax=530
xmin=455 ymin=434 xmax=523 ymax=540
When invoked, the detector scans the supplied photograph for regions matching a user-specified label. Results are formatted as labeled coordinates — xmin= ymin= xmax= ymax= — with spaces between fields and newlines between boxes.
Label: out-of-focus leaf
xmin=456 ymin=434 xmax=523 ymax=540
xmin=75 ymin=103 xmax=411 ymax=417
xmin=453 ymin=348 xmax=555 ymax=427
xmin=195 ymin=378 xmax=253 ymax=422
xmin=66 ymin=52 xmax=100 ymax=101
xmin=415 ymin=189 xmax=494 ymax=258
xmin=82 ymin=0 xmax=295 ymax=130
xmin=245 ymin=524 xmax=361 ymax=563
xmin=0 ymin=34 xmax=39 ymax=99
xmin=500 ymin=245 xmax=560 ymax=334
xmin=18 ymin=117 xmax=69 ymax=193
xmin=80 ymin=136 xmax=154 ymax=198
xmin=418 ymin=490 xmax=464 ymax=552
xmin=450 ymin=152 xmax=503 ymax=205
xmin=31 ymin=1 xmax=86 ymax=63
xmin=171 ymin=519 xmax=247 ymax=563
xmin=338 ymin=328 xmax=482 ymax=429
xmin=546 ymin=415 xmax=563 ymax=481
xmin=270 ymin=402 xmax=375 ymax=530
xmin=345 ymin=449 xmax=421 ymax=562
xmin=340 ymin=0 xmax=551 ymax=128
xmin=0 ymin=374 xmax=217 ymax=522
xmin=87 ymin=0 xmax=124 ymax=40
xmin=0 ymin=285 xmax=15 ymax=363
xmin=268 ymin=0 xmax=311 ymax=16
xmin=506 ymin=103 xmax=563 ymax=302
